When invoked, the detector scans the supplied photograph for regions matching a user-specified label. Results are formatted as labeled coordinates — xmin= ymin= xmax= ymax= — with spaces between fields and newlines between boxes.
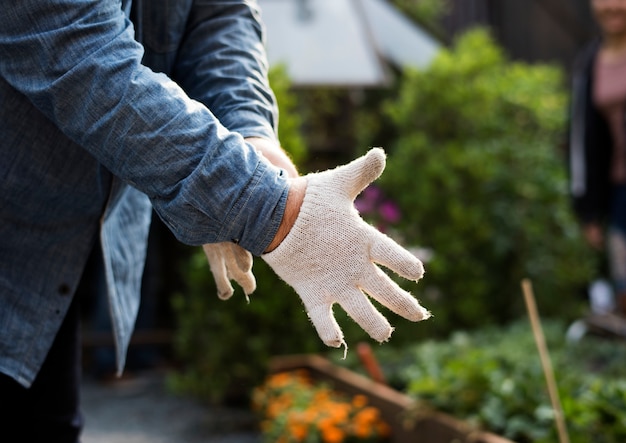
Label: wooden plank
xmin=268 ymin=354 xmax=515 ymax=443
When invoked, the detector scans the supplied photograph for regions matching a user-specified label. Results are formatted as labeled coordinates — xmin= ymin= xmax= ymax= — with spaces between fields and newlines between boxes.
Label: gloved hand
xmin=262 ymin=148 xmax=430 ymax=349
xmin=203 ymin=242 xmax=256 ymax=301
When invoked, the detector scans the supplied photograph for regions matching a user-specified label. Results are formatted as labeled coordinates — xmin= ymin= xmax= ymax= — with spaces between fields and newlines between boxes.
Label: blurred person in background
xmin=568 ymin=0 xmax=626 ymax=316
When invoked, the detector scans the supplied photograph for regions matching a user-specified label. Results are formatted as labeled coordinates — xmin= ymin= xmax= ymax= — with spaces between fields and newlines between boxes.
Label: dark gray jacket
xmin=568 ymin=39 xmax=618 ymax=224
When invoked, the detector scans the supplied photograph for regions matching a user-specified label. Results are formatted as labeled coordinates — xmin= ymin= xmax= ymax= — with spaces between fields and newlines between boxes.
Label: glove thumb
xmin=329 ymin=148 xmax=386 ymax=200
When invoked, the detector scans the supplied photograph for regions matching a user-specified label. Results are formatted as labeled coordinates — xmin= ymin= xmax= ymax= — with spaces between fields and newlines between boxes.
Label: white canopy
xmin=259 ymin=0 xmax=442 ymax=87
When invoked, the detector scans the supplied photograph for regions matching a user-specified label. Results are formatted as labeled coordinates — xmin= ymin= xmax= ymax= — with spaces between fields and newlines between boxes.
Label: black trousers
xmin=0 ymin=296 xmax=83 ymax=443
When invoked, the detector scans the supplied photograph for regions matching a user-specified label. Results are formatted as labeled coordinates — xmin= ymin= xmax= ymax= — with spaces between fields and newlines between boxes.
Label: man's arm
xmin=245 ymin=137 xmax=302 ymax=250
xmin=0 ymin=0 xmax=287 ymax=254
xmin=172 ymin=1 xmax=299 ymax=179
xmin=173 ymin=0 xmax=278 ymax=143
xmin=264 ymin=177 xmax=305 ymax=252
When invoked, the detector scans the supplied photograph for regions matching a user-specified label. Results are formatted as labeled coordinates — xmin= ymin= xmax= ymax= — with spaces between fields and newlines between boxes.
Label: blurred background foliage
xmin=333 ymin=319 xmax=626 ymax=443
xmin=376 ymin=28 xmax=595 ymax=334
xmin=169 ymin=28 xmax=598 ymax=404
xmin=392 ymin=0 xmax=451 ymax=38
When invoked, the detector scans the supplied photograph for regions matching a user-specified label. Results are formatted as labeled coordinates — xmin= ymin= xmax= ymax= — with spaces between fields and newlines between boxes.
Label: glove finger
xmin=229 ymin=242 xmax=253 ymax=273
xmin=361 ymin=267 xmax=431 ymax=322
xmin=225 ymin=263 xmax=256 ymax=296
xmin=327 ymin=148 xmax=386 ymax=200
xmin=229 ymin=268 xmax=256 ymax=296
xmin=369 ymin=229 xmax=425 ymax=282
xmin=338 ymin=288 xmax=394 ymax=343
xmin=202 ymin=244 xmax=235 ymax=300
xmin=306 ymin=303 xmax=346 ymax=348
xmin=226 ymin=244 xmax=256 ymax=296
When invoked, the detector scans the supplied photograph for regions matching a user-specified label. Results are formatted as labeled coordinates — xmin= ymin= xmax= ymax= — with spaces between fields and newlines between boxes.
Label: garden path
xmin=81 ymin=370 xmax=261 ymax=443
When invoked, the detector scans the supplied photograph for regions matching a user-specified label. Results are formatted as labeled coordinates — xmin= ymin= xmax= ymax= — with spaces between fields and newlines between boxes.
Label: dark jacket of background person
xmin=568 ymin=38 xmax=616 ymax=226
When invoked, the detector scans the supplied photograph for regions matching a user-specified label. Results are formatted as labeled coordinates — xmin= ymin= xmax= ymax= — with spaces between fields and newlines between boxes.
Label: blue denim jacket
xmin=0 ymin=0 xmax=288 ymax=386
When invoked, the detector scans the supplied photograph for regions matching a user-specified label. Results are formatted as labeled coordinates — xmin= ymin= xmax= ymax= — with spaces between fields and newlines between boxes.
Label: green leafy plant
xmin=270 ymin=64 xmax=307 ymax=165
xmin=391 ymin=0 xmax=450 ymax=38
xmin=354 ymin=319 xmax=626 ymax=443
xmin=377 ymin=28 xmax=595 ymax=333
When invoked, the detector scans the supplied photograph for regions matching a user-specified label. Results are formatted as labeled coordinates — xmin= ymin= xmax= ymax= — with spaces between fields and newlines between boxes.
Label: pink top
xmin=593 ymin=53 xmax=626 ymax=183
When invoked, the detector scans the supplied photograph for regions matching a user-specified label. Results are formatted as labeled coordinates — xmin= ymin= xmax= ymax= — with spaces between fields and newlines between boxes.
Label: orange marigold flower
xmin=313 ymin=389 xmax=331 ymax=403
xmin=254 ymin=369 xmax=392 ymax=443
xmin=268 ymin=372 xmax=292 ymax=387
xmin=357 ymin=406 xmax=379 ymax=423
xmin=327 ymin=402 xmax=350 ymax=423
xmin=353 ymin=422 xmax=372 ymax=439
xmin=377 ymin=421 xmax=392 ymax=437
xmin=317 ymin=415 xmax=336 ymax=432
xmin=352 ymin=406 xmax=382 ymax=438
xmin=321 ymin=424 xmax=345 ymax=443
xmin=288 ymin=421 xmax=309 ymax=441
xmin=352 ymin=394 xmax=368 ymax=409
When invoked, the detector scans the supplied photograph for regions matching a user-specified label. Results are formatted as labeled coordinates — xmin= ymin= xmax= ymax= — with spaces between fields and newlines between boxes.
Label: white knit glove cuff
xmin=262 ymin=148 xmax=430 ymax=349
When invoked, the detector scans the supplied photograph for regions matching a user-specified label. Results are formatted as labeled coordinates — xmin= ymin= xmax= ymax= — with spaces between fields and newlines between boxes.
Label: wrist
xmin=265 ymin=177 xmax=306 ymax=253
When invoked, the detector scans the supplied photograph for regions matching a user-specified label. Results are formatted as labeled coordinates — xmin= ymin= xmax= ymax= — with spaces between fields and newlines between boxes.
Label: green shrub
xmin=376 ymin=28 xmax=595 ymax=333
xmin=270 ymin=65 xmax=307 ymax=165
xmin=391 ymin=0 xmax=450 ymax=38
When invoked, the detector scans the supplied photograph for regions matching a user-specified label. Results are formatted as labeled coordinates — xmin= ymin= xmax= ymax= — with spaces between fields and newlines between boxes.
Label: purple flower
xmin=354 ymin=196 xmax=375 ymax=215
xmin=362 ymin=185 xmax=383 ymax=201
xmin=355 ymin=185 xmax=382 ymax=215
xmin=379 ymin=200 xmax=401 ymax=224
xmin=356 ymin=185 xmax=402 ymax=227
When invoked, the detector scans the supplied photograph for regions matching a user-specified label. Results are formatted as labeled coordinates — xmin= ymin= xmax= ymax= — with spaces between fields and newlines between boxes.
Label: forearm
xmin=244 ymin=137 xmax=301 ymax=252
xmin=244 ymin=136 xmax=301 ymax=252
xmin=174 ymin=0 xmax=278 ymax=141
xmin=175 ymin=0 xmax=291 ymax=178
xmin=264 ymin=177 xmax=306 ymax=253
xmin=0 ymin=0 xmax=287 ymax=253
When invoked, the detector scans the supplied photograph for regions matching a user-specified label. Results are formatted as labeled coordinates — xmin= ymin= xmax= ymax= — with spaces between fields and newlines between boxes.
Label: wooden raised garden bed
xmin=269 ymin=354 xmax=515 ymax=443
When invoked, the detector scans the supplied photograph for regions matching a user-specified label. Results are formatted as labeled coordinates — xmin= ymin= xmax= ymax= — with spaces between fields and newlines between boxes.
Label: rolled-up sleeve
xmin=0 ymin=0 xmax=287 ymax=255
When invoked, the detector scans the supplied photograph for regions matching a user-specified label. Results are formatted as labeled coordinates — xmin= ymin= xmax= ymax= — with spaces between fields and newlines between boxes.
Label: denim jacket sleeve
xmin=170 ymin=0 xmax=279 ymax=141
xmin=0 ymin=0 xmax=287 ymax=255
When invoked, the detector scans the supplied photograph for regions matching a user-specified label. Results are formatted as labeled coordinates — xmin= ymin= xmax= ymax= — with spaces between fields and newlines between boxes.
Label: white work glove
xmin=203 ymin=242 xmax=256 ymax=301
xmin=262 ymin=148 xmax=430 ymax=349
